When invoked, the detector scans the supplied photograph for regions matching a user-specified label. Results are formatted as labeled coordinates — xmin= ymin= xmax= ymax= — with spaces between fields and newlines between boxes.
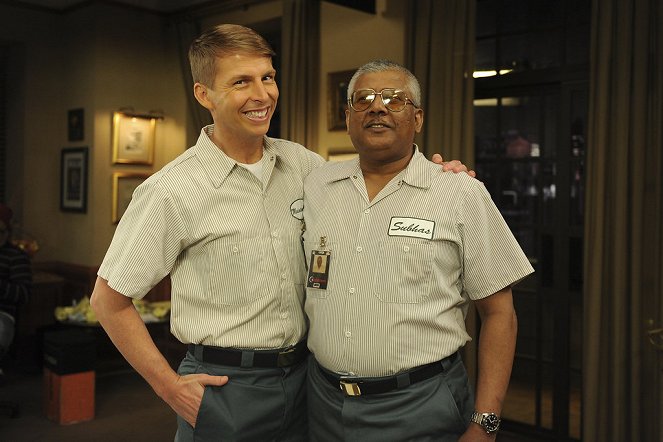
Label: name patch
xmin=388 ymin=217 xmax=435 ymax=240
xmin=290 ymin=199 xmax=304 ymax=220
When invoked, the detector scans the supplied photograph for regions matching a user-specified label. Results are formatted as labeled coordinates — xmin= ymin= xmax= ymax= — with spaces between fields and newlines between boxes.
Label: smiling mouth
xmin=244 ymin=108 xmax=270 ymax=120
xmin=365 ymin=122 xmax=390 ymax=129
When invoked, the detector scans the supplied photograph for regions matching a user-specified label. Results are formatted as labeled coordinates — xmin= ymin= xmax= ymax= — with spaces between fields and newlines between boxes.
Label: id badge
xmin=307 ymin=237 xmax=331 ymax=290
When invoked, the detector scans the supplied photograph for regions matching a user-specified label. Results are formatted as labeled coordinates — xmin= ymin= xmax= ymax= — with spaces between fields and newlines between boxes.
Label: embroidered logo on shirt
xmin=388 ymin=217 xmax=435 ymax=240
xmin=290 ymin=199 xmax=304 ymax=220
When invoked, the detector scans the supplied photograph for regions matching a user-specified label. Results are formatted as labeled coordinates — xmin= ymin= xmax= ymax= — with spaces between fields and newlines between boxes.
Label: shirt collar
xmin=194 ymin=125 xmax=278 ymax=188
xmin=323 ymin=144 xmax=432 ymax=189
xmin=399 ymin=145 xmax=432 ymax=189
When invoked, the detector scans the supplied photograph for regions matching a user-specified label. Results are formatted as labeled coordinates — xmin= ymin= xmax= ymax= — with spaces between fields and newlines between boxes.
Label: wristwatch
xmin=471 ymin=411 xmax=501 ymax=434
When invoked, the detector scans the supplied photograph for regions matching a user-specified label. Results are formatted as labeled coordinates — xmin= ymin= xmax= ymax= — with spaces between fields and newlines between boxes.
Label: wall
xmin=199 ymin=1 xmax=282 ymax=30
xmin=83 ymin=4 xmax=186 ymax=264
xmin=0 ymin=3 xmax=187 ymax=266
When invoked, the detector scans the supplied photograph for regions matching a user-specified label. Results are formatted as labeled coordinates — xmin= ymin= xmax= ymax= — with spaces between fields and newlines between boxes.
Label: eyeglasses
xmin=348 ymin=88 xmax=417 ymax=112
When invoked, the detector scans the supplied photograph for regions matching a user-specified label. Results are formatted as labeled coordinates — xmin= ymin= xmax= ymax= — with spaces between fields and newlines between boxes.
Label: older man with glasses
xmin=302 ymin=60 xmax=534 ymax=441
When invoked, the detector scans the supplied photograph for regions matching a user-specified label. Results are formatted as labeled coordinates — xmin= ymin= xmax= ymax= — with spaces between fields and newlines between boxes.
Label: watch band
xmin=471 ymin=411 xmax=501 ymax=434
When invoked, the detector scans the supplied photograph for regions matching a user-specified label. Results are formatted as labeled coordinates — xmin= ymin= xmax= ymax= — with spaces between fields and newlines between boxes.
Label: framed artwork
xmin=60 ymin=147 xmax=88 ymax=213
xmin=111 ymin=111 xmax=157 ymax=165
xmin=68 ymin=108 xmax=84 ymax=141
xmin=327 ymin=69 xmax=355 ymax=131
xmin=112 ymin=172 xmax=151 ymax=224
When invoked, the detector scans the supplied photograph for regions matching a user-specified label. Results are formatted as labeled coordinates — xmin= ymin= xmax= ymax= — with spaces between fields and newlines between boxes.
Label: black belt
xmin=317 ymin=352 xmax=459 ymax=396
xmin=188 ymin=340 xmax=308 ymax=368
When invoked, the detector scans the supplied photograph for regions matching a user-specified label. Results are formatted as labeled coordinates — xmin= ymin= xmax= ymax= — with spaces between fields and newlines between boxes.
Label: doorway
xmin=474 ymin=0 xmax=589 ymax=439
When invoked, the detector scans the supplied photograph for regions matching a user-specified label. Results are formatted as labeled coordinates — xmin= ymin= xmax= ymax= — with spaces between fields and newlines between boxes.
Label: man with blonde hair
xmin=92 ymin=24 xmax=321 ymax=441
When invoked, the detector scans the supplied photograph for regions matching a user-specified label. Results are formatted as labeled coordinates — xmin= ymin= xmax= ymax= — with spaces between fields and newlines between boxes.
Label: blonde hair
xmin=189 ymin=24 xmax=275 ymax=87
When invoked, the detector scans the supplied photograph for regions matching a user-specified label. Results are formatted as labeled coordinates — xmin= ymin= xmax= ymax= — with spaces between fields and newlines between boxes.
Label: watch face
xmin=483 ymin=413 xmax=500 ymax=432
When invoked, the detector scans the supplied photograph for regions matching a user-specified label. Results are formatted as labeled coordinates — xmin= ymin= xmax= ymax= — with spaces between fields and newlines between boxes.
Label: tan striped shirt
xmin=303 ymin=148 xmax=534 ymax=377
xmin=99 ymin=125 xmax=324 ymax=349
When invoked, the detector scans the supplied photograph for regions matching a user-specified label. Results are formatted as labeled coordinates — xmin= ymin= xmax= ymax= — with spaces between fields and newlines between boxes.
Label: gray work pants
xmin=175 ymin=351 xmax=307 ymax=442
xmin=307 ymin=355 xmax=474 ymax=442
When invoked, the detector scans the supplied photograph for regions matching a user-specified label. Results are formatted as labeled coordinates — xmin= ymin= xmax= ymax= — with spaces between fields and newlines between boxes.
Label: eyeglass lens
xmin=351 ymin=89 xmax=408 ymax=112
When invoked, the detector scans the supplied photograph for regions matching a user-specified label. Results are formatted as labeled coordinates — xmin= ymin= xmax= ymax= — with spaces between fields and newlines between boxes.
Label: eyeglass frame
xmin=347 ymin=88 xmax=419 ymax=113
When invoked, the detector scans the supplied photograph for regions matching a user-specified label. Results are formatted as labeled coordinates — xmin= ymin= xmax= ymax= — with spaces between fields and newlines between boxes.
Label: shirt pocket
xmin=205 ymin=237 xmax=268 ymax=305
xmin=372 ymin=240 xmax=434 ymax=304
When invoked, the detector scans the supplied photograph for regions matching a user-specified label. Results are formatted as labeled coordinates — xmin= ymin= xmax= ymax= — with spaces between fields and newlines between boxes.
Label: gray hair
xmin=346 ymin=60 xmax=421 ymax=107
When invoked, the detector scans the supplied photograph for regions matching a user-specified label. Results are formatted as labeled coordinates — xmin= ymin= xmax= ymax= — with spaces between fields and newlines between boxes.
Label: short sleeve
xmin=457 ymin=180 xmax=534 ymax=299
xmin=98 ymin=177 xmax=188 ymax=299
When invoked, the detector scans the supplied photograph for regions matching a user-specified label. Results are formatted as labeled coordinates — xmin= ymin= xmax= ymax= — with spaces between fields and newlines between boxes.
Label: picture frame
xmin=327 ymin=69 xmax=355 ymax=131
xmin=68 ymin=108 xmax=84 ymax=141
xmin=112 ymin=172 xmax=151 ymax=224
xmin=111 ymin=111 xmax=157 ymax=165
xmin=60 ymin=147 xmax=88 ymax=213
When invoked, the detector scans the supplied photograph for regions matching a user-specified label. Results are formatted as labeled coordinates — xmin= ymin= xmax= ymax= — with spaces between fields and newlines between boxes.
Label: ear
xmin=414 ymin=108 xmax=424 ymax=134
xmin=345 ymin=108 xmax=351 ymax=133
xmin=193 ymin=83 xmax=213 ymax=110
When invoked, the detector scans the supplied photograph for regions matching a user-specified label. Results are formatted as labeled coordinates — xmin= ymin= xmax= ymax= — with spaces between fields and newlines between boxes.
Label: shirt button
xmin=232 ymin=246 xmax=239 ymax=253
xmin=344 ymin=331 xmax=352 ymax=338
xmin=403 ymin=246 xmax=410 ymax=252
xmin=271 ymin=231 xmax=279 ymax=238
xmin=349 ymin=288 xmax=355 ymax=294
xmin=281 ymin=273 xmax=287 ymax=280
xmin=364 ymin=208 xmax=370 ymax=214
xmin=356 ymin=246 xmax=362 ymax=253
xmin=280 ymin=312 xmax=289 ymax=319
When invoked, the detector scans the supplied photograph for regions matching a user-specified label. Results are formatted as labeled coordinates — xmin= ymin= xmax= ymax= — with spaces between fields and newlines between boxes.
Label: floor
xmin=0 ymin=357 xmax=552 ymax=442
xmin=503 ymin=380 xmax=582 ymax=440
xmin=0 ymin=365 xmax=178 ymax=441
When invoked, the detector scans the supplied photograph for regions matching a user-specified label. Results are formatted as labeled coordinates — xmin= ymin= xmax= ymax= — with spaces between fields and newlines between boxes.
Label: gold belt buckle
xmin=339 ymin=380 xmax=361 ymax=396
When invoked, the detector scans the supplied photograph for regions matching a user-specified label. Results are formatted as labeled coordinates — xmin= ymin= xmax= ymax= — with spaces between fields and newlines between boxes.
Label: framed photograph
xmin=327 ymin=69 xmax=355 ymax=131
xmin=111 ymin=111 xmax=157 ymax=165
xmin=112 ymin=172 xmax=151 ymax=224
xmin=60 ymin=147 xmax=88 ymax=213
xmin=68 ymin=108 xmax=84 ymax=141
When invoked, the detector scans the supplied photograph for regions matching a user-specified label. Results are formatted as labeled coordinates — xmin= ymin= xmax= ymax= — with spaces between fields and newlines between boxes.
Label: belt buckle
xmin=339 ymin=380 xmax=361 ymax=396
xmin=279 ymin=347 xmax=295 ymax=355
xmin=277 ymin=346 xmax=301 ymax=367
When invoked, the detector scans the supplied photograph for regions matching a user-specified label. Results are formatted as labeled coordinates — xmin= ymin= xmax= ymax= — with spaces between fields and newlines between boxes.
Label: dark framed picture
xmin=68 ymin=108 xmax=84 ymax=141
xmin=60 ymin=147 xmax=88 ymax=213
xmin=111 ymin=111 xmax=157 ymax=165
xmin=112 ymin=172 xmax=151 ymax=224
xmin=327 ymin=69 xmax=355 ymax=131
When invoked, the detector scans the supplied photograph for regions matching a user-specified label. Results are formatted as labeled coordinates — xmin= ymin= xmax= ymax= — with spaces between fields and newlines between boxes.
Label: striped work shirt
xmin=99 ymin=125 xmax=324 ymax=349
xmin=302 ymin=148 xmax=534 ymax=377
